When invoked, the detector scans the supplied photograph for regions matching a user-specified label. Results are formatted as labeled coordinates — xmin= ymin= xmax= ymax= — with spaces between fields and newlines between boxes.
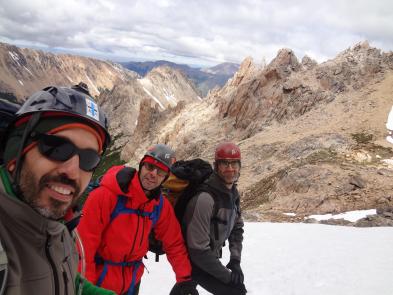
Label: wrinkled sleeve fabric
xmin=185 ymin=192 xmax=231 ymax=283
xmin=228 ymin=208 xmax=244 ymax=261
xmin=154 ymin=198 xmax=192 ymax=282
xmin=77 ymin=187 xmax=114 ymax=284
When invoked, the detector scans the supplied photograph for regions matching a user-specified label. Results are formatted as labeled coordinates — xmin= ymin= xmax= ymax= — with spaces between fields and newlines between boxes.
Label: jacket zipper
xmin=129 ymin=213 xmax=140 ymax=255
xmin=122 ymin=212 xmax=141 ymax=294
xmin=45 ymin=236 xmax=59 ymax=295
xmin=139 ymin=203 xmax=147 ymax=247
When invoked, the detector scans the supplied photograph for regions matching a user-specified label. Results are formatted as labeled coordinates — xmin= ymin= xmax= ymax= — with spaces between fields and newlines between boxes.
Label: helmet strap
xmin=12 ymin=113 xmax=41 ymax=197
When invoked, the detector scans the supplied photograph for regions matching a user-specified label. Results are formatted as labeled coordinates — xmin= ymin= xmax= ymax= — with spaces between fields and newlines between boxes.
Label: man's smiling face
xmin=17 ymin=128 xmax=98 ymax=219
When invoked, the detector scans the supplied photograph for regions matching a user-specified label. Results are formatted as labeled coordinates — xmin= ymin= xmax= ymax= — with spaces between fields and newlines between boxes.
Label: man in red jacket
xmin=77 ymin=144 xmax=198 ymax=295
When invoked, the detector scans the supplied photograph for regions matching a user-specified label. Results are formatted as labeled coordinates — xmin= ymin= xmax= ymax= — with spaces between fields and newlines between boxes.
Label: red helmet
xmin=215 ymin=142 xmax=241 ymax=161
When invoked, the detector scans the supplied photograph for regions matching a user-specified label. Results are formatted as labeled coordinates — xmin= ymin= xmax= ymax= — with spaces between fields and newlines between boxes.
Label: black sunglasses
xmin=35 ymin=133 xmax=101 ymax=172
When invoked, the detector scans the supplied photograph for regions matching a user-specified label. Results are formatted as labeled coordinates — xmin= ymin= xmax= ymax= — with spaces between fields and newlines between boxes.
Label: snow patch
xmin=163 ymin=87 xmax=177 ymax=105
xmin=18 ymin=80 xmax=24 ymax=85
xmin=23 ymin=66 xmax=33 ymax=76
xmin=142 ymin=86 xmax=165 ymax=110
xmin=110 ymin=63 xmax=125 ymax=81
xmin=84 ymin=74 xmax=100 ymax=94
xmin=143 ymin=222 xmax=393 ymax=295
xmin=309 ymin=209 xmax=376 ymax=222
xmin=283 ymin=212 xmax=296 ymax=216
xmin=9 ymin=51 xmax=21 ymax=67
xmin=66 ymin=76 xmax=74 ymax=83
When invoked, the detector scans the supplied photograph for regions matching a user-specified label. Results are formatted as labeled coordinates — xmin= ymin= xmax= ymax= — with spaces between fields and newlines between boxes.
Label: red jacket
xmin=77 ymin=165 xmax=192 ymax=294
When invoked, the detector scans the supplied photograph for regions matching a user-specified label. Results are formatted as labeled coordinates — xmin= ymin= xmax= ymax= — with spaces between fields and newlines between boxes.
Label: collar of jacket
xmin=0 ymin=165 xmax=17 ymax=199
xmin=100 ymin=165 xmax=159 ymax=207
xmin=206 ymin=172 xmax=238 ymax=194
xmin=0 ymin=166 xmax=67 ymax=238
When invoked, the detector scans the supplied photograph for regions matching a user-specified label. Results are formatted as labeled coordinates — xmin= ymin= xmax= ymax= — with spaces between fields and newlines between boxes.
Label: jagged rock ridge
xmin=116 ymin=41 xmax=393 ymax=225
xmin=0 ymin=42 xmax=137 ymax=100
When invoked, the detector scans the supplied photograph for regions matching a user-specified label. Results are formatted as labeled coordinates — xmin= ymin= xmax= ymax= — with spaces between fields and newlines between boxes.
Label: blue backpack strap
xmin=94 ymin=254 xmax=109 ymax=287
xmin=110 ymin=195 xmax=128 ymax=222
xmin=150 ymin=194 xmax=164 ymax=227
xmin=126 ymin=261 xmax=143 ymax=295
xmin=95 ymin=253 xmax=143 ymax=292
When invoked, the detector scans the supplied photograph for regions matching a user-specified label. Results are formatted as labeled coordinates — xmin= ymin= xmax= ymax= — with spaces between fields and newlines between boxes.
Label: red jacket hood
xmin=99 ymin=165 xmax=151 ymax=206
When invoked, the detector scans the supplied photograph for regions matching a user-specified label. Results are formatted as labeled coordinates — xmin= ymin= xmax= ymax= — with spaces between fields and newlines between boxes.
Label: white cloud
xmin=0 ymin=0 xmax=392 ymax=66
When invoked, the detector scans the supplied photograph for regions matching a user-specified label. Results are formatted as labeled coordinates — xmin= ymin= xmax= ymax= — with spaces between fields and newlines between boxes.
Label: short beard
xmin=19 ymin=166 xmax=80 ymax=220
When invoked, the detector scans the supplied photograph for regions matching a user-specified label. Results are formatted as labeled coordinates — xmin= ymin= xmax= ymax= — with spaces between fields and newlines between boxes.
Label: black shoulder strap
xmin=116 ymin=166 xmax=136 ymax=194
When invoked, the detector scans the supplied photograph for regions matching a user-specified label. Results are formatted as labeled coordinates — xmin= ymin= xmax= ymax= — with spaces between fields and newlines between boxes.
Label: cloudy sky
xmin=0 ymin=0 xmax=392 ymax=67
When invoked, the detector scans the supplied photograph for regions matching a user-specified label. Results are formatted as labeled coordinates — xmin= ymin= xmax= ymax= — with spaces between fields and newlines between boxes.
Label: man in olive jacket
xmin=183 ymin=142 xmax=246 ymax=295
xmin=0 ymin=83 xmax=114 ymax=295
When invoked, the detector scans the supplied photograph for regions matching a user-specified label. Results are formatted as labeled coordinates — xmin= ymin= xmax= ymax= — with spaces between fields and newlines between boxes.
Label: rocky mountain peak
xmin=301 ymin=55 xmax=318 ymax=70
xmin=0 ymin=42 xmax=137 ymax=101
xmin=264 ymin=48 xmax=300 ymax=80
xmin=229 ymin=56 xmax=257 ymax=86
xmin=124 ymin=42 xmax=393 ymax=224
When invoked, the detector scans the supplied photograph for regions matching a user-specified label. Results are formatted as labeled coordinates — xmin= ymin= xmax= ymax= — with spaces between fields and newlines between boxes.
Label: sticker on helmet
xmin=85 ymin=98 xmax=100 ymax=121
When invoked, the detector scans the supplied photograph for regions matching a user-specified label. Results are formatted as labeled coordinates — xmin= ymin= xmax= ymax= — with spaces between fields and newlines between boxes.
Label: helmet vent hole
xmin=30 ymin=99 xmax=46 ymax=106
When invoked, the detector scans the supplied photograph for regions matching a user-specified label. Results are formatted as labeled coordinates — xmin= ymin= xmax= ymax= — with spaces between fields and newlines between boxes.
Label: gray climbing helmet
xmin=143 ymin=144 xmax=176 ymax=170
xmin=14 ymin=82 xmax=110 ymax=151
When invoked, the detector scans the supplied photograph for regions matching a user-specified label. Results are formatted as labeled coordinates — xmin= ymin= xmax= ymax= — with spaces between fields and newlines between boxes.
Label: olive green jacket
xmin=0 ymin=167 xmax=114 ymax=295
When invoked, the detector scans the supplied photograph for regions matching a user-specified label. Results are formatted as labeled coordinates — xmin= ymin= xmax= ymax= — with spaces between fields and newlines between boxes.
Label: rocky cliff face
xmin=0 ymin=42 xmax=137 ymax=100
xmin=0 ymin=42 xmax=201 ymax=158
xmin=2 ymin=41 xmax=393 ymax=224
xmin=139 ymin=66 xmax=201 ymax=109
xmin=97 ymin=65 xmax=201 ymax=155
xmin=210 ymin=42 xmax=392 ymax=137
xmin=118 ymin=41 xmax=393 ymax=224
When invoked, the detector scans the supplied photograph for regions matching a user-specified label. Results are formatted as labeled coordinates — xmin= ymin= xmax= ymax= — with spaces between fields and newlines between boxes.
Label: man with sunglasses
xmin=0 ymin=83 xmax=116 ymax=295
xmin=77 ymin=144 xmax=199 ymax=295
xmin=183 ymin=142 xmax=246 ymax=295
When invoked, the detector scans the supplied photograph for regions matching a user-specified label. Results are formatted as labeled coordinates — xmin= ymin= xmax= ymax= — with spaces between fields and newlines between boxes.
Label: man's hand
xmin=169 ymin=280 xmax=199 ymax=295
xmin=226 ymin=259 xmax=244 ymax=285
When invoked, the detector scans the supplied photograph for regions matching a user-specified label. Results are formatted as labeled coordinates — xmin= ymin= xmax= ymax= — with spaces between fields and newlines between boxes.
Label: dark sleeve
xmin=184 ymin=192 xmax=231 ymax=284
xmin=228 ymin=207 xmax=244 ymax=261
xmin=154 ymin=198 xmax=192 ymax=282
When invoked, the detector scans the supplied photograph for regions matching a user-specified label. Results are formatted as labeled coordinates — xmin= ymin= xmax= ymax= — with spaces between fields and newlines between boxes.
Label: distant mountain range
xmin=120 ymin=60 xmax=239 ymax=96
xmin=0 ymin=42 xmax=137 ymax=101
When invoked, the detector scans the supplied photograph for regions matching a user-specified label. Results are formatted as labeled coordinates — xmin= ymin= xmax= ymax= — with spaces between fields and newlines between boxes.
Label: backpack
xmin=0 ymin=99 xmax=20 ymax=165
xmin=149 ymin=158 xmax=213 ymax=261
